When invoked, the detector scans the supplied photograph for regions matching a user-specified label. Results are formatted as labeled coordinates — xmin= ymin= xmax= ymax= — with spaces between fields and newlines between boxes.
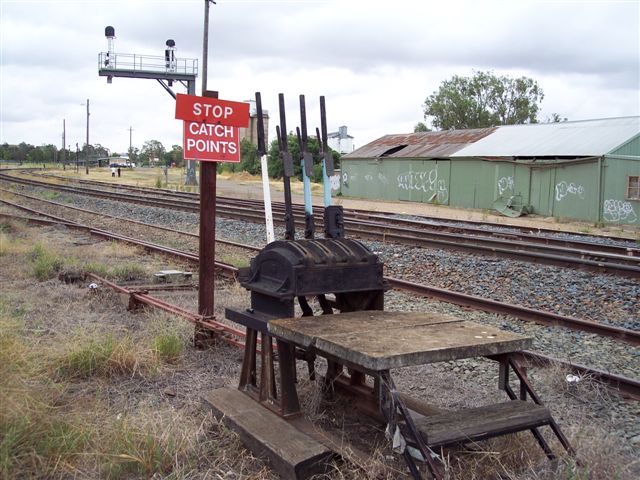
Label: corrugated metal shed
xmin=344 ymin=128 xmax=496 ymax=159
xmin=451 ymin=116 xmax=640 ymax=158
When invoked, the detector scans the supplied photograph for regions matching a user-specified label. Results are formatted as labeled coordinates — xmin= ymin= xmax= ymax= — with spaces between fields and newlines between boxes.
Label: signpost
xmin=175 ymin=92 xmax=249 ymax=346
xmin=176 ymin=94 xmax=247 ymax=163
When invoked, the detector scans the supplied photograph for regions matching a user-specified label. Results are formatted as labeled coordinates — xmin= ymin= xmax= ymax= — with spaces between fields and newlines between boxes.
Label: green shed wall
xmin=341 ymin=155 xmax=638 ymax=225
xmin=601 ymin=156 xmax=639 ymax=225
xmin=546 ymin=161 xmax=600 ymax=221
xmin=341 ymin=158 xmax=452 ymax=205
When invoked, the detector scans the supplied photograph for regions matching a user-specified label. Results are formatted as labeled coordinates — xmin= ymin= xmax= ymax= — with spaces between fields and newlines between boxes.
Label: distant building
xmin=239 ymin=100 xmax=269 ymax=149
xmin=341 ymin=117 xmax=640 ymax=225
xmin=328 ymin=126 xmax=354 ymax=154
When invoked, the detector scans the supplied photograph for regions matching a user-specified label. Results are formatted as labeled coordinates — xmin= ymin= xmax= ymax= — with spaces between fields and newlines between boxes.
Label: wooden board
xmin=269 ymin=311 xmax=532 ymax=371
xmin=414 ymin=400 xmax=551 ymax=447
xmin=202 ymin=388 xmax=334 ymax=480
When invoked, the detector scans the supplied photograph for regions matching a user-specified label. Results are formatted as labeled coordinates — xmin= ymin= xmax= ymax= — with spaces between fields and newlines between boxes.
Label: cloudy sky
xmin=1 ymin=0 xmax=638 ymax=154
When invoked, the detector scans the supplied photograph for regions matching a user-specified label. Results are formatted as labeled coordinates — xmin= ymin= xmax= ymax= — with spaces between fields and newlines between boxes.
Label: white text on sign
xmin=175 ymin=94 xmax=250 ymax=127
xmin=192 ymin=103 xmax=234 ymax=121
xmin=183 ymin=121 xmax=240 ymax=163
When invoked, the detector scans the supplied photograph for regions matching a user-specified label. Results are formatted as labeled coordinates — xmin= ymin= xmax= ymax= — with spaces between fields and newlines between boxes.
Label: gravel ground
xmin=2 ymin=180 xmax=639 ymax=449
xmin=388 ymin=213 xmax=640 ymax=248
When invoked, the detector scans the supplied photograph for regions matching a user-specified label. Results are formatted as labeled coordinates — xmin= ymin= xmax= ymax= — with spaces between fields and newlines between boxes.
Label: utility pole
xmin=129 ymin=126 xmax=133 ymax=156
xmin=84 ymin=99 xmax=90 ymax=173
xmin=62 ymin=119 xmax=66 ymax=169
xmin=85 ymin=99 xmax=90 ymax=149
xmin=195 ymin=0 xmax=218 ymax=347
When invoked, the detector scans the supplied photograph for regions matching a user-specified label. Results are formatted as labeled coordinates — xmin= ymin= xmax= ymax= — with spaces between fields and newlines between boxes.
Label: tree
xmin=422 ymin=71 xmax=544 ymax=130
xmin=239 ymin=138 xmax=260 ymax=175
xmin=413 ymin=122 xmax=430 ymax=132
xmin=546 ymin=113 xmax=568 ymax=123
xmin=163 ymin=144 xmax=184 ymax=167
xmin=266 ymin=133 xmax=340 ymax=182
xmin=139 ymin=140 xmax=165 ymax=166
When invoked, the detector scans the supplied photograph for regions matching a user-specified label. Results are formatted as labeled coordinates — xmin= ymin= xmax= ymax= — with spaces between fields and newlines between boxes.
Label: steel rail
xmin=4 ymin=172 xmax=638 ymax=257
xmin=4 ymin=172 xmax=639 ymax=278
xmin=8 ymin=171 xmax=640 ymax=253
xmin=512 ymin=351 xmax=640 ymax=401
xmin=3 ymin=203 xmax=637 ymax=400
xmin=386 ymin=276 xmax=640 ymax=346
xmin=0 ymin=189 xmax=256 ymax=252
xmin=2 ymin=196 xmax=638 ymax=346
xmin=27 ymin=170 xmax=638 ymax=245
xmin=86 ymin=273 xmax=246 ymax=349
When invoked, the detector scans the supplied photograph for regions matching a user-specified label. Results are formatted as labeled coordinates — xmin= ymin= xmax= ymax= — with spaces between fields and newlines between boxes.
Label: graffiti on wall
xmin=497 ymin=176 xmax=514 ymax=196
xmin=603 ymin=199 xmax=638 ymax=223
xmin=397 ymin=169 xmax=448 ymax=203
xmin=555 ymin=181 xmax=585 ymax=202
xmin=329 ymin=174 xmax=340 ymax=192
xmin=342 ymin=171 xmax=355 ymax=187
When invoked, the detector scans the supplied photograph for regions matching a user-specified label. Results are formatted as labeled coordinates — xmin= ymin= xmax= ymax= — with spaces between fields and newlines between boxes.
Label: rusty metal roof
xmin=344 ymin=128 xmax=497 ymax=159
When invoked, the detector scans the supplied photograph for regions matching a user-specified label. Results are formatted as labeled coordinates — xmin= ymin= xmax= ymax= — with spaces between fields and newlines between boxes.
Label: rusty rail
xmin=2 ymin=193 xmax=639 ymax=400
xmin=2 ymin=172 xmax=639 ymax=278
xmin=86 ymin=273 xmax=246 ymax=349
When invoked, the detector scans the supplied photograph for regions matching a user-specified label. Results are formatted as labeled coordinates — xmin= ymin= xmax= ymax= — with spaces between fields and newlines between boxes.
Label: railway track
xmin=2 ymin=170 xmax=639 ymax=278
xmin=2 ymin=184 xmax=639 ymax=345
xmin=1 ymin=198 xmax=638 ymax=400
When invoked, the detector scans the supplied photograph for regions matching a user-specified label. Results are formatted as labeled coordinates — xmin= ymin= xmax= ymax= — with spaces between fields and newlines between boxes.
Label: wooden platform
xmin=414 ymin=400 xmax=552 ymax=447
xmin=202 ymin=388 xmax=334 ymax=480
xmin=268 ymin=310 xmax=532 ymax=371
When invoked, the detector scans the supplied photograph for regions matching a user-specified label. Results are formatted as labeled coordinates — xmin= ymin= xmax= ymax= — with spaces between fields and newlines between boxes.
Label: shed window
xmin=627 ymin=176 xmax=640 ymax=200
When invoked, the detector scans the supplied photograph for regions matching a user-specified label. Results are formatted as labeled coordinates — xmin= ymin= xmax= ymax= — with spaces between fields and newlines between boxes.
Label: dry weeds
xmin=1 ymin=218 xmax=637 ymax=479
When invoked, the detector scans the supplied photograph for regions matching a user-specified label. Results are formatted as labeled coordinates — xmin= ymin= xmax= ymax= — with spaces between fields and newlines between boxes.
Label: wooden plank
xmin=202 ymin=388 xmax=334 ymax=479
xmin=268 ymin=310 xmax=461 ymax=348
xmin=317 ymin=321 xmax=530 ymax=371
xmin=269 ymin=311 xmax=531 ymax=371
xmin=414 ymin=401 xmax=551 ymax=447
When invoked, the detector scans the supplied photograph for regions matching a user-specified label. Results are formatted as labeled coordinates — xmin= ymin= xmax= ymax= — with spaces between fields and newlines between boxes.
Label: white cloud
xmin=1 ymin=0 xmax=638 ymax=153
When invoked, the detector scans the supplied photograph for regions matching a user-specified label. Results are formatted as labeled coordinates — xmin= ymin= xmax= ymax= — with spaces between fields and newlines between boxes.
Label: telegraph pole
xmin=62 ymin=119 xmax=66 ymax=169
xmin=85 ymin=99 xmax=90 ymax=149
xmin=129 ymin=126 xmax=133 ymax=156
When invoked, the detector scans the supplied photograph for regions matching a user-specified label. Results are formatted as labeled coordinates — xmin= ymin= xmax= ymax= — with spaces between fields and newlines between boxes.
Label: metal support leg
xmin=239 ymin=328 xmax=257 ymax=389
xmin=379 ymin=371 xmax=442 ymax=480
xmin=509 ymin=358 xmax=575 ymax=456
xmin=260 ymin=333 xmax=276 ymax=402
xmin=500 ymin=358 xmax=556 ymax=460
xmin=277 ymin=339 xmax=301 ymax=416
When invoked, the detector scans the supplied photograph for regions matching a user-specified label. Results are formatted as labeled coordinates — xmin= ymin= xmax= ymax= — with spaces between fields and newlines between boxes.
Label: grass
xmin=29 ymin=243 xmax=63 ymax=280
xmin=153 ymin=333 xmax=183 ymax=364
xmin=41 ymin=190 xmax=61 ymax=201
xmin=219 ymin=252 xmax=251 ymax=268
xmin=56 ymin=335 xmax=146 ymax=379
xmin=110 ymin=263 xmax=148 ymax=282
xmin=2 ymin=211 xmax=639 ymax=479
xmin=0 ymin=308 xmax=89 ymax=478
xmin=81 ymin=261 xmax=110 ymax=278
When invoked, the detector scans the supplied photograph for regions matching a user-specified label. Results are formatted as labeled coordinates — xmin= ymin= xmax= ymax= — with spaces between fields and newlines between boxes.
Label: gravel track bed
xmin=377 ymin=242 xmax=639 ymax=331
xmin=387 ymin=213 xmax=639 ymax=248
xmin=5 ymin=184 xmax=639 ymax=365
xmin=3 ymin=181 xmax=639 ymax=450
xmin=7 ymin=183 xmax=638 ymax=330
